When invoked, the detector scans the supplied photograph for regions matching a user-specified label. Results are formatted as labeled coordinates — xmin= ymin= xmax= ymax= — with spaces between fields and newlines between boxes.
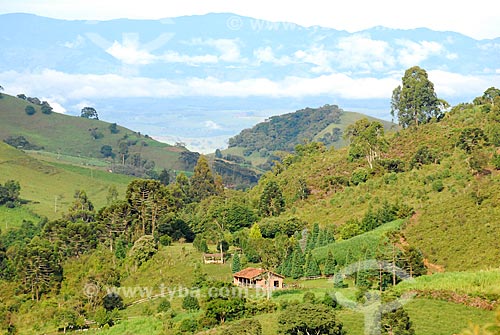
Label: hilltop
xmin=0 ymin=93 xmax=188 ymax=172
xmin=221 ymin=104 xmax=395 ymax=170
xmin=0 ymin=93 xmax=259 ymax=188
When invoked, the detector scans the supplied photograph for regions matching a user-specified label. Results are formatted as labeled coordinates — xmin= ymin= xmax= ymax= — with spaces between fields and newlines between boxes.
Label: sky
xmin=1 ymin=0 xmax=499 ymax=153
xmin=1 ymin=0 xmax=499 ymax=40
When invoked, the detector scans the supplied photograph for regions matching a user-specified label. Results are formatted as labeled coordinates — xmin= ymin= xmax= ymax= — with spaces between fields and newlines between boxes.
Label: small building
xmin=203 ymin=253 xmax=225 ymax=264
xmin=233 ymin=267 xmax=284 ymax=289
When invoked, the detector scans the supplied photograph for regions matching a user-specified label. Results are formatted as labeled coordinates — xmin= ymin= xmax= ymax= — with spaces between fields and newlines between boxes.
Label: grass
xmin=86 ymin=316 xmax=163 ymax=335
xmin=0 ymin=141 xmax=133 ymax=219
xmin=393 ymin=269 xmax=500 ymax=297
xmin=119 ymin=243 xmax=233 ymax=306
xmin=249 ymin=297 xmax=495 ymax=335
xmin=0 ymin=205 xmax=41 ymax=230
xmin=312 ymin=219 xmax=404 ymax=266
xmin=0 ymin=93 xmax=186 ymax=172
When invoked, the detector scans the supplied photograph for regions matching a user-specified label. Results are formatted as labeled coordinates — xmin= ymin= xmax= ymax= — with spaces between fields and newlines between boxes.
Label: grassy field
xmin=393 ymin=269 xmax=500 ymax=297
xmin=0 ymin=93 xmax=187 ymax=171
xmin=312 ymin=219 xmax=404 ymax=266
xmin=0 ymin=206 xmax=41 ymax=230
xmin=0 ymin=142 xmax=133 ymax=219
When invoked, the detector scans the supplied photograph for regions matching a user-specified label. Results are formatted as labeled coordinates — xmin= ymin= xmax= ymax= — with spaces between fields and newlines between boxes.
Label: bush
xmin=492 ymin=153 xmax=500 ymax=170
xmin=182 ymin=295 xmax=200 ymax=311
xmin=102 ymin=293 xmax=124 ymax=311
xmin=221 ymin=319 xmax=263 ymax=335
xmin=25 ymin=105 xmax=36 ymax=115
xmin=128 ymin=235 xmax=157 ymax=267
xmin=178 ymin=318 xmax=198 ymax=333
xmin=157 ymin=298 xmax=171 ymax=313
xmin=410 ymin=146 xmax=439 ymax=169
xmin=432 ymin=180 xmax=444 ymax=192
xmin=159 ymin=235 xmax=172 ymax=246
xmin=193 ymin=235 xmax=209 ymax=253
xmin=303 ymin=291 xmax=316 ymax=304
xmin=351 ymin=168 xmax=368 ymax=185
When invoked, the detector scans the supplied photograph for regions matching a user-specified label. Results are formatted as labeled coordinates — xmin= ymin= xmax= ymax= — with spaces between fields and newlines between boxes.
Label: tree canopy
xmin=391 ymin=66 xmax=445 ymax=128
xmin=345 ymin=118 xmax=387 ymax=169
xmin=80 ymin=107 xmax=99 ymax=120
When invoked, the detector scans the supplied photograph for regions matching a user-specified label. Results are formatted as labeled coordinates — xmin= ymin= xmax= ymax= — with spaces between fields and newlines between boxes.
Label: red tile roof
xmin=233 ymin=267 xmax=284 ymax=279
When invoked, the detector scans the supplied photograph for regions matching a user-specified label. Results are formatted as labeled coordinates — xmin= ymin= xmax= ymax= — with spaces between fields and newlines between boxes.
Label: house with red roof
xmin=232 ymin=267 xmax=284 ymax=289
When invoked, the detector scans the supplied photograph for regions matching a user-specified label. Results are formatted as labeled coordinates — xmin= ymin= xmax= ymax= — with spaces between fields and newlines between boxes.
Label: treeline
xmin=228 ymin=104 xmax=343 ymax=154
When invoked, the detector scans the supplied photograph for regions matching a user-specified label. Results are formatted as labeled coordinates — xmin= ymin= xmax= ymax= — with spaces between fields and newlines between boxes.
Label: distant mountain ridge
xmin=0 ymin=13 xmax=498 ymax=152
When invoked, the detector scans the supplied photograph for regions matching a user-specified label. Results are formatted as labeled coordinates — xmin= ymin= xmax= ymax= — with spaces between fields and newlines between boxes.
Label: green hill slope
xmin=0 ymin=141 xmax=133 ymax=219
xmin=249 ymin=102 xmax=500 ymax=271
xmin=222 ymin=105 xmax=395 ymax=170
xmin=0 ymin=94 xmax=188 ymax=172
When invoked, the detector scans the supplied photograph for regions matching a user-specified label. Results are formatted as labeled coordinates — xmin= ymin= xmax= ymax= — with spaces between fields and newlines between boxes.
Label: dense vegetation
xmin=228 ymin=104 xmax=344 ymax=154
xmin=0 ymin=74 xmax=499 ymax=334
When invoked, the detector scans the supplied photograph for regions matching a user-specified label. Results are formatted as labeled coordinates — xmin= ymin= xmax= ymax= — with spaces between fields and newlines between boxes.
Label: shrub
xmin=157 ymin=298 xmax=171 ymax=313
xmin=193 ymin=235 xmax=209 ymax=253
xmin=128 ymin=235 xmax=157 ymax=268
xmin=25 ymin=105 xmax=36 ymax=115
xmin=492 ymin=153 xmax=500 ymax=170
xmin=410 ymin=146 xmax=439 ymax=169
xmin=102 ymin=293 xmax=124 ymax=311
xmin=159 ymin=235 xmax=172 ymax=246
xmin=221 ymin=319 xmax=262 ymax=335
xmin=351 ymin=168 xmax=368 ymax=185
xmin=178 ymin=318 xmax=198 ymax=333
xmin=182 ymin=295 xmax=200 ymax=311
xmin=432 ymin=180 xmax=444 ymax=192
xmin=303 ymin=291 xmax=316 ymax=304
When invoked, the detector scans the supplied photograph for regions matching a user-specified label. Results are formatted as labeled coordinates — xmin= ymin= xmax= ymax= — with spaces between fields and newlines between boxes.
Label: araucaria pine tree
xmin=232 ymin=253 xmax=241 ymax=274
xmin=304 ymin=251 xmax=321 ymax=277
xmin=290 ymin=246 xmax=305 ymax=279
xmin=323 ymin=250 xmax=337 ymax=277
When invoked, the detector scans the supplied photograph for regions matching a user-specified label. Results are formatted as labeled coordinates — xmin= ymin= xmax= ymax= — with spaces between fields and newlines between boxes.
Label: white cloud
xmin=1 ymin=69 xmax=498 ymax=103
xmin=153 ymin=134 xmax=229 ymax=154
xmin=253 ymin=46 xmax=294 ymax=66
xmin=189 ymin=38 xmax=243 ymax=62
xmin=63 ymin=35 xmax=85 ymax=49
xmin=335 ymin=34 xmax=394 ymax=71
xmin=106 ymin=41 xmax=157 ymax=65
xmin=428 ymin=70 xmax=499 ymax=98
xmin=204 ymin=120 xmax=222 ymax=130
xmin=446 ymin=53 xmax=458 ymax=60
xmin=396 ymin=40 xmax=445 ymax=67
xmin=159 ymin=51 xmax=218 ymax=64
xmin=294 ymin=46 xmax=335 ymax=73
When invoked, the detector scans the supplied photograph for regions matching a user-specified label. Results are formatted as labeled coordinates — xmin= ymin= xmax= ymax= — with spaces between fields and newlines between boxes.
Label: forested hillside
xmin=223 ymin=104 xmax=394 ymax=171
xmin=0 ymin=72 xmax=499 ymax=335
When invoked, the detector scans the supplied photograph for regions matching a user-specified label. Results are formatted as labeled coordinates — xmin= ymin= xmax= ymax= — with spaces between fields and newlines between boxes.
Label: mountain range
xmin=0 ymin=12 xmax=499 ymax=152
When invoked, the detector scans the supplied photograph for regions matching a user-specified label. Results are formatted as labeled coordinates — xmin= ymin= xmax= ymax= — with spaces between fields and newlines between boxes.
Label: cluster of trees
xmin=16 ymin=94 xmax=53 ymax=114
xmin=339 ymin=201 xmax=414 ymax=240
xmin=228 ymin=104 xmax=343 ymax=154
xmin=3 ymin=135 xmax=44 ymax=151
xmin=0 ymin=180 xmax=21 ymax=207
